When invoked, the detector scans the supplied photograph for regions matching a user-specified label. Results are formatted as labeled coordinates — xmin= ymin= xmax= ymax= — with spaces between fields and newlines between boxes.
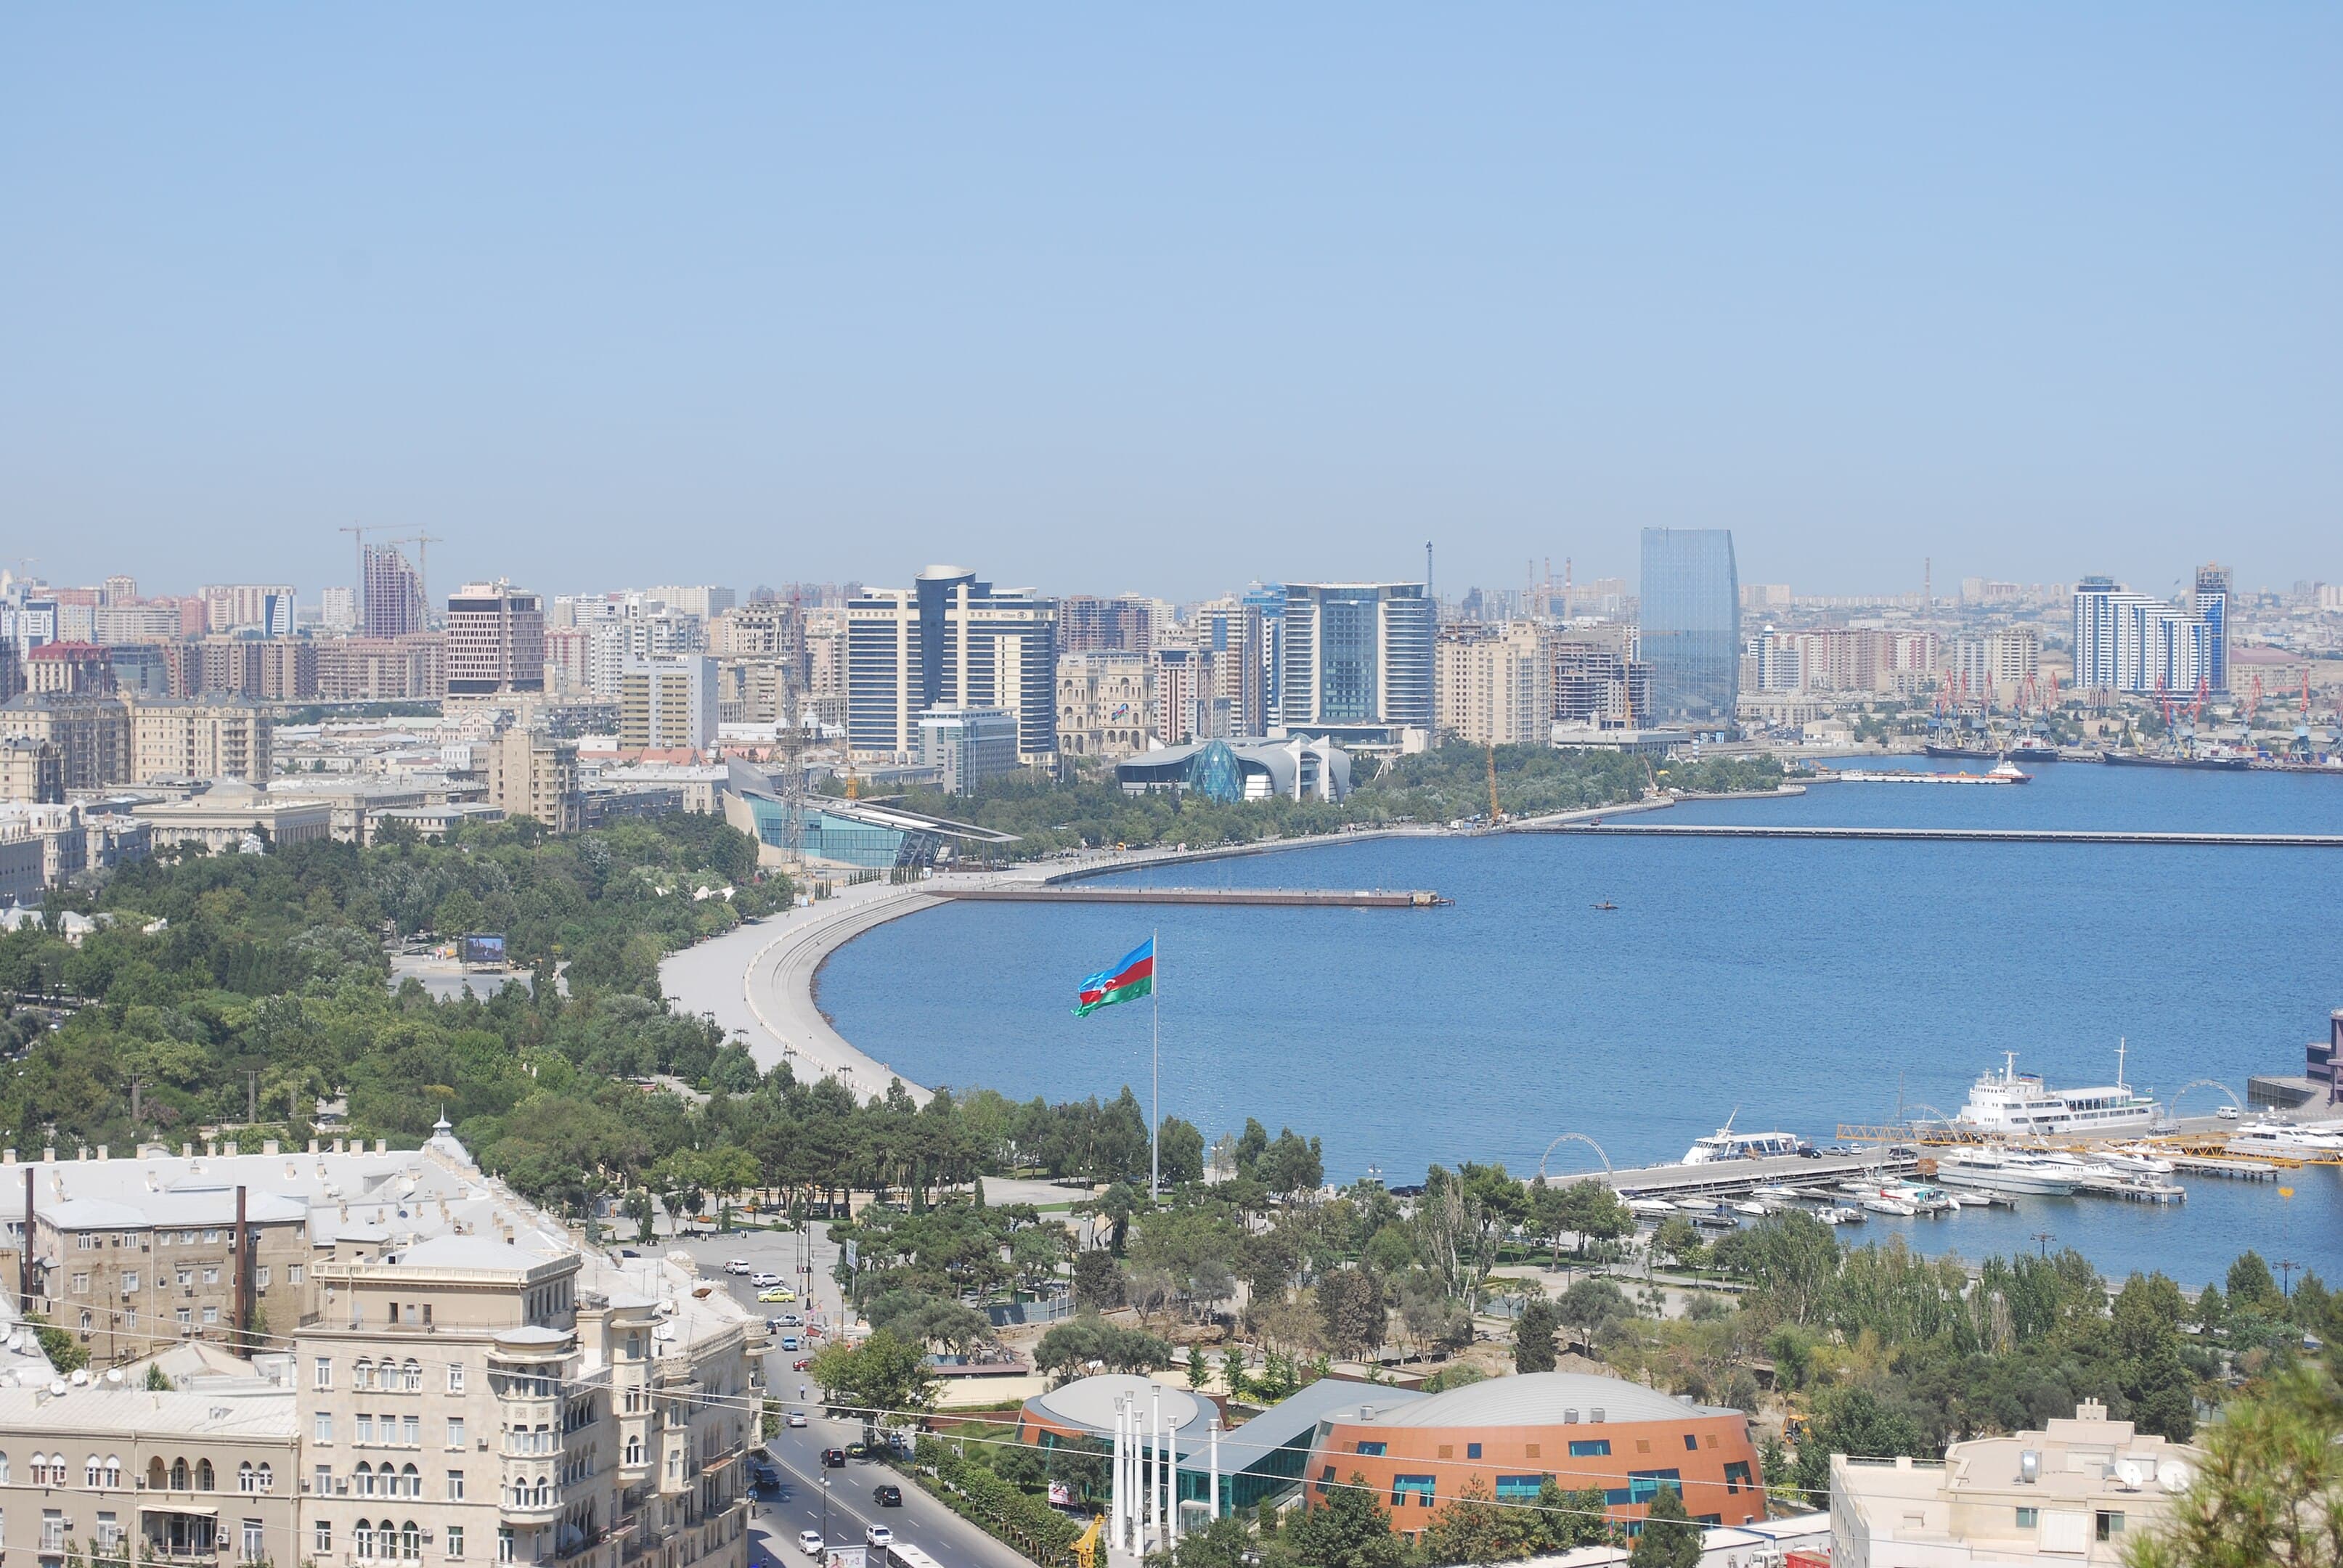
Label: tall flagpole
xmin=1150 ymin=926 xmax=1161 ymax=1203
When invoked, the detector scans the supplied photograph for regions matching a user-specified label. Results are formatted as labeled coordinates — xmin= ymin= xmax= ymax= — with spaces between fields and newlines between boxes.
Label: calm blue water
xmin=819 ymin=761 xmax=2343 ymax=1289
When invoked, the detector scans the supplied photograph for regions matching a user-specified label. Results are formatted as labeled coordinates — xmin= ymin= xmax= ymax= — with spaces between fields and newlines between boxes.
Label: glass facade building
xmin=1279 ymin=582 xmax=1435 ymax=737
xmin=1638 ymin=529 xmax=1740 ymax=721
xmin=847 ymin=566 xmax=1058 ymax=763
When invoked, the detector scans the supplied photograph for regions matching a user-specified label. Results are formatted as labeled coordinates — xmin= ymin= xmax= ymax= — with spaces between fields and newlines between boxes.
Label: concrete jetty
xmin=937 ymin=886 xmax=1449 ymax=908
xmin=1534 ymin=823 xmax=2343 ymax=848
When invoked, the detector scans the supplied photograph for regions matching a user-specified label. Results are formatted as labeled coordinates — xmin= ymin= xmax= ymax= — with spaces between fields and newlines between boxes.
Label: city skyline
xmin=5 ymin=9 xmax=2337 ymax=600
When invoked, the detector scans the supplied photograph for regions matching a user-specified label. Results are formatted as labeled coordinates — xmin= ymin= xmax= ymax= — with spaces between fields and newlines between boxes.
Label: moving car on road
xmin=820 ymin=1449 xmax=846 ymax=1469
xmin=785 ymin=1411 xmax=807 ymax=1429
xmin=796 ymin=1532 xmax=822 ymax=1558
xmin=872 ymin=1485 xmax=902 ymax=1507
xmin=864 ymin=1526 xmax=893 ymax=1553
xmin=724 ymin=1259 xmax=751 ymax=1275
xmin=751 ymin=1272 xmax=783 ymax=1288
xmin=758 ymin=1287 xmax=794 ymax=1303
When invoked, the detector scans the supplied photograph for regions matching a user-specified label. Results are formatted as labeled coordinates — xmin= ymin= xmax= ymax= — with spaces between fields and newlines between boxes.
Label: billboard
xmin=823 ymin=1549 xmax=867 ymax=1568
xmin=460 ymin=932 xmax=508 ymax=968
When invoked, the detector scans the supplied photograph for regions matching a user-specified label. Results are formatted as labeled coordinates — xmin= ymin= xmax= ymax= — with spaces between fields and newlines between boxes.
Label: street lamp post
xmin=820 ymin=1476 xmax=830 ymax=1547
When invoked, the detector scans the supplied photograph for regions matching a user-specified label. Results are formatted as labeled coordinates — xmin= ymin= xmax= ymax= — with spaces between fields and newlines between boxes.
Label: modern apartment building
xmin=1435 ymin=621 xmax=1549 ymax=747
xmin=0 ymin=735 xmax=63 ymax=804
xmin=485 ymin=727 xmax=582 ymax=833
xmin=2191 ymin=563 xmax=2230 ymax=694
xmin=364 ymin=547 xmax=430 ymax=640
xmin=317 ymin=635 xmax=448 ymax=703
xmin=200 ymin=584 xmax=297 ymax=638
xmin=1551 ymin=636 xmax=1652 ymax=727
xmin=1639 ymin=528 xmax=1740 ymax=722
xmin=1148 ymin=644 xmax=1225 ymax=747
xmin=1058 ymin=595 xmax=1160 ymax=656
xmin=917 ymin=706 xmax=1019 ymax=793
xmin=1056 ymin=652 xmax=1154 ymax=761
xmin=618 ymin=656 xmax=717 ymax=753
xmin=2072 ymin=577 xmax=2221 ymax=695
xmin=847 ymin=567 xmax=1058 ymax=765
xmin=447 ymin=584 xmax=547 ymax=698
xmin=643 ymin=584 xmax=736 ymax=621
xmin=0 ymin=693 xmax=133 ymax=791
xmin=0 ymin=1130 xmax=754 ymax=1568
xmin=1276 ymin=582 xmax=1435 ymax=742
xmin=24 ymin=641 xmax=118 ymax=695
xmin=1190 ymin=598 xmax=1268 ymax=736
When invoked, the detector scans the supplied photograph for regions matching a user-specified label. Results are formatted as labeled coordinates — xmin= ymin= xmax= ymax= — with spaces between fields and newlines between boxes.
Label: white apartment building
xmin=1830 ymin=1400 xmax=2197 ymax=1566
xmin=1435 ymin=621 xmax=1549 ymax=746
xmin=618 ymin=657 xmax=717 ymax=754
xmin=2071 ymin=577 xmax=2220 ymax=695
xmin=201 ymin=585 xmax=297 ymax=638
xmin=0 ymin=1127 xmax=754 ymax=1568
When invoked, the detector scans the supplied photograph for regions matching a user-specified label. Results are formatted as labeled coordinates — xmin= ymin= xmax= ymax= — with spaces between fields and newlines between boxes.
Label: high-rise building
xmin=1192 ymin=597 xmax=1268 ymax=735
xmin=200 ymin=584 xmax=296 ymax=637
xmin=1242 ymin=581 xmax=1287 ymax=719
xmin=446 ymin=581 xmax=546 ymax=697
xmin=314 ymin=633 xmax=446 ymax=701
xmin=1436 ymin=621 xmax=1551 ymax=747
xmin=1059 ymin=595 xmax=1160 ymax=655
xmin=1639 ymin=528 xmax=1740 ymax=721
xmin=485 ymin=725 xmax=582 ymax=831
xmin=1056 ymin=651 xmax=1154 ymax=761
xmin=1277 ymin=582 xmax=1435 ymax=740
xmin=319 ymin=584 xmax=359 ymax=632
xmin=1149 ymin=643 xmax=1223 ymax=746
xmin=645 ymin=584 xmax=737 ymax=621
xmin=0 ymin=693 xmax=133 ymax=790
xmin=2072 ymin=576 xmax=2218 ymax=695
xmin=619 ymin=653 xmax=717 ymax=752
xmin=2193 ymin=563 xmax=2230 ymax=693
xmin=918 ymin=705 xmax=1020 ymax=793
xmin=1551 ymin=632 xmax=1653 ymax=727
xmin=362 ymin=544 xmax=428 ymax=639
xmin=847 ymin=566 xmax=1058 ymax=764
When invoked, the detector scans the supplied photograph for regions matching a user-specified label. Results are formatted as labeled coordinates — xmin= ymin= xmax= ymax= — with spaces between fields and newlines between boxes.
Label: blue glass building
xmin=1638 ymin=529 xmax=1740 ymax=722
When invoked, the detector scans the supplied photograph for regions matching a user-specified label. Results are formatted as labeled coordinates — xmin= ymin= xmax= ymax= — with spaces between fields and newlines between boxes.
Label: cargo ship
xmin=2100 ymin=750 xmax=2252 ymax=771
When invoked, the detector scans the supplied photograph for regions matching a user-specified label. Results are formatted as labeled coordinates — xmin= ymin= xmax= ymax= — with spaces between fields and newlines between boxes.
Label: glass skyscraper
xmin=1279 ymin=582 xmax=1435 ymax=738
xmin=1639 ymin=528 xmax=1740 ymax=722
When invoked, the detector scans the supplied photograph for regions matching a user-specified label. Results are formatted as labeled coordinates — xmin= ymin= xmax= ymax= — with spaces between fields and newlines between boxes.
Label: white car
xmin=797 ymin=1531 xmax=823 ymax=1557
xmin=751 ymin=1271 xmax=784 ymax=1288
xmin=723 ymin=1259 xmax=751 ymax=1275
xmin=2216 ymin=1106 xmax=2242 ymax=1120
xmin=786 ymin=1411 xmax=807 ymax=1429
xmin=864 ymin=1525 xmax=893 ymax=1552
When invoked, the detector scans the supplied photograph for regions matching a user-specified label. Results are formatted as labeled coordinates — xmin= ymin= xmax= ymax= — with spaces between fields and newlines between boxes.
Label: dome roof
xmin=1334 ymin=1372 xmax=1729 ymax=1429
xmin=1030 ymin=1375 xmax=1205 ymax=1437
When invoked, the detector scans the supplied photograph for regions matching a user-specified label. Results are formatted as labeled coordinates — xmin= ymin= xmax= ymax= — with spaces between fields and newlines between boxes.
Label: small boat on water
xmin=1814 ymin=1204 xmax=1865 ymax=1224
xmin=1731 ymin=1201 xmax=1767 ymax=1217
xmin=1627 ymin=1198 xmax=1677 ymax=1218
xmin=1592 ymin=901 xmax=1618 ymax=911
xmin=1752 ymin=1185 xmax=1805 ymax=1202
xmin=1674 ymin=1197 xmax=1724 ymax=1213
xmin=1862 ymin=1196 xmax=1918 ymax=1217
xmin=2100 ymin=1143 xmax=2177 ymax=1177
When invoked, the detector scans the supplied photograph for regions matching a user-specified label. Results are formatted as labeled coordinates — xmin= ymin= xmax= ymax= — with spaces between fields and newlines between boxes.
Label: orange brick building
xmin=1304 ymin=1372 xmax=1764 ymax=1538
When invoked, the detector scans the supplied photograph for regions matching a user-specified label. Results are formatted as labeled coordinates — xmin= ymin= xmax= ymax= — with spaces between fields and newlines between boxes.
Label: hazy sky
xmin=4 ymin=7 xmax=2336 ymax=603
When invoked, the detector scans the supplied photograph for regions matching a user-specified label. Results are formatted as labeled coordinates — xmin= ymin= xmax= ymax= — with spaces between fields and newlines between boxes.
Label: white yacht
xmin=1955 ymin=1045 xmax=2159 ymax=1137
xmin=1680 ymin=1112 xmax=1806 ymax=1164
xmin=1935 ymin=1148 xmax=2079 ymax=1196
xmin=2226 ymin=1119 xmax=2343 ymax=1158
xmin=2100 ymin=1143 xmax=2177 ymax=1177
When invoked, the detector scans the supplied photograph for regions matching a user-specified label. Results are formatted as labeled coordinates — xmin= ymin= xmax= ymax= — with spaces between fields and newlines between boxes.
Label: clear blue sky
xmin=3 ymin=7 xmax=2336 ymax=603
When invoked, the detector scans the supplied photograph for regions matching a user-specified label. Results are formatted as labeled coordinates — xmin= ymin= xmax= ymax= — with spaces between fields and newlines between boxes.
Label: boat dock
xmin=933 ymin=886 xmax=1451 ymax=908
xmin=1598 ymin=1149 xmax=1916 ymax=1199
xmin=1536 ymin=824 xmax=2343 ymax=848
xmin=2164 ymin=1153 xmax=2279 ymax=1181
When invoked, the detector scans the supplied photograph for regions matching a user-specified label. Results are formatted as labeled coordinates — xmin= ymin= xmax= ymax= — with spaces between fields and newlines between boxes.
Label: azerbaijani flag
xmin=1075 ymin=938 xmax=1154 ymax=1016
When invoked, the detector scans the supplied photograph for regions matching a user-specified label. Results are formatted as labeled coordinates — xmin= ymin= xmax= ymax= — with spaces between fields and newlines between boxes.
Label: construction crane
xmin=391 ymin=531 xmax=445 ymax=611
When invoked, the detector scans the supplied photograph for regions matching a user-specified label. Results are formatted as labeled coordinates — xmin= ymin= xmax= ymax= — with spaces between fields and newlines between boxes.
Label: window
xmin=43 ymin=1509 xmax=65 ymax=1551
xmin=2098 ymin=1512 xmax=2126 ymax=1542
xmin=402 ymin=1416 xmax=420 ymax=1447
xmin=317 ymin=1357 xmax=335 ymax=1391
xmin=448 ymin=1364 xmax=466 ymax=1394
xmin=447 ymin=1471 xmax=465 ymax=1502
xmin=358 ymin=1463 xmax=376 ymax=1498
xmin=356 ymin=1358 xmax=375 ymax=1390
xmin=447 ymin=1418 xmax=466 ymax=1449
xmin=356 ymin=1521 xmax=377 ymax=1559
xmin=123 ymin=1272 xmax=139 ymax=1292
xmin=1724 ymin=1461 xmax=1753 ymax=1495
xmin=255 ymin=1267 xmax=270 ymax=1290
xmin=404 ymin=1360 xmax=423 ymax=1392
xmin=203 ymin=1306 xmax=220 ymax=1326
xmin=1390 ymin=1476 xmax=1437 ymax=1508
xmin=400 ymin=1465 xmax=419 ymax=1498
xmin=497 ymin=1527 xmax=514 ymax=1562
xmin=2016 ymin=1507 xmax=2039 ymax=1528
xmin=1314 ymin=1465 xmax=1335 ymax=1496
xmin=1605 ymin=1471 xmax=1682 ymax=1507
xmin=203 ymin=1267 xmax=221 ymax=1286
xmin=1352 ymin=1441 xmax=1386 ymax=1456
xmin=289 ymin=1265 xmax=304 ymax=1286
xmin=88 ymin=1456 xmax=103 ymax=1487
xmin=1568 ymin=1440 xmax=1612 ymax=1458
xmin=72 ymin=1273 xmax=90 ymax=1294
xmin=104 ymin=1457 xmax=121 ymax=1488
xmin=447 ymin=1526 xmax=465 ymax=1559
xmin=204 ymin=1230 xmax=219 ymax=1244
xmin=176 ymin=1307 xmax=191 ymax=1328
xmin=1684 ymin=1434 xmax=1700 ymax=1452
xmin=238 ymin=1463 xmax=256 ymax=1494
xmin=357 ymin=1415 xmax=375 ymax=1445
xmin=402 ymin=1520 xmax=420 ymax=1559
xmin=258 ymin=1463 xmax=272 ymax=1493
xmin=97 ymin=1511 xmax=121 ymax=1550
xmin=242 ymin=1518 xmax=264 ymax=1561
xmin=1466 ymin=1443 xmax=1482 ymax=1460
xmin=316 ymin=1413 xmax=335 ymax=1444
xmin=315 ymin=1464 xmax=333 ymax=1496
xmin=173 ymin=1459 xmax=191 ymax=1491
xmin=197 ymin=1459 xmax=214 ymax=1492
xmin=1495 ymin=1477 xmax=1548 ymax=1503
xmin=314 ymin=1521 xmax=333 ymax=1555
xmin=176 ymin=1270 xmax=192 ymax=1289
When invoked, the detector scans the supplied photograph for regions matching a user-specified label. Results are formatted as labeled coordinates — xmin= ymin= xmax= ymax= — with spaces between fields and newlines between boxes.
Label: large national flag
xmin=1075 ymin=938 xmax=1154 ymax=1016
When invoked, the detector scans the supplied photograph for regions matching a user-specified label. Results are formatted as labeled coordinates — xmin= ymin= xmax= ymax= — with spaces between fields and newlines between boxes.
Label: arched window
xmin=197 ymin=1458 xmax=214 ymax=1491
xmin=356 ymin=1461 xmax=375 ymax=1496
xmin=104 ymin=1456 xmax=121 ymax=1488
xmin=624 ymin=1437 xmax=642 ymax=1466
xmin=400 ymin=1463 xmax=420 ymax=1498
xmin=147 ymin=1458 xmax=165 ymax=1491
xmin=87 ymin=1455 xmax=102 ymax=1488
xmin=355 ymin=1357 xmax=375 ymax=1391
xmin=256 ymin=1463 xmax=273 ymax=1493
xmin=401 ymin=1522 xmax=420 ymax=1559
xmin=403 ymin=1358 xmax=423 ymax=1392
xmin=355 ymin=1522 xmax=376 ymax=1559
xmin=171 ymin=1458 xmax=190 ymax=1492
xmin=238 ymin=1462 xmax=256 ymax=1493
xmin=0 ymin=1451 xmax=10 ymax=1484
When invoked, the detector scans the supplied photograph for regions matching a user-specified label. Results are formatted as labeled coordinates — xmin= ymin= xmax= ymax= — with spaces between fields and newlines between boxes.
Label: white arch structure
xmin=1538 ymin=1132 xmax=1614 ymax=1180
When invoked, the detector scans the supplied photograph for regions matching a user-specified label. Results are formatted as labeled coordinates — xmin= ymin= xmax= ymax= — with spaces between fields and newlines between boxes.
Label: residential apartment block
xmin=486 ymin=727 xmax=583 ymax=833
xmin=618 ymin=657 xmax=716 ymax=754
xmin=847 ymin=568 xmax=1058 ymax=765
xmin=130 ymin=696 xmax=274 ymax=783
xmin=1435 ymin=621 xmax=1550 ymax=747
xmin=447 ymin=584 xmax=547 ymax=699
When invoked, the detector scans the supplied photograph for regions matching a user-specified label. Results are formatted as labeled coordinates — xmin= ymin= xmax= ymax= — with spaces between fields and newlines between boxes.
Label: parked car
xmin=797 ymin=1532 xmax=823 ymax=1558
xmin=751 ymin=1272 xmax=784 ymax=1288
xmin=2217 ymin=1105 xmax=2242 ymax=1120
xmin=864 ymin=1527 xmax=893 ymax=1552
xmin=821 ymin=1449 xmax=847 ymax=1469
xmin=723 ymin=1259 xmax=751 ymax=1275
xmin=873 ymin=1485 xmax=902 ymax=1507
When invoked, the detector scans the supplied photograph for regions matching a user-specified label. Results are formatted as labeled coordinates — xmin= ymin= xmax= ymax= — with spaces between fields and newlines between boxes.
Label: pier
xmin=1536 ymin=823 xmax=2343 ymax=848
xmin=1597 ymin=1149 xmax=1916 ymax=1198
xmin=934 ymin=886 xmax=1450 ymax=908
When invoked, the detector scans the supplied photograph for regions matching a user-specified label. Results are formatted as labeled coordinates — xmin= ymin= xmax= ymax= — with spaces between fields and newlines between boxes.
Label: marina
xmin=934 ymin=886 xmax=1451 ymax=908
xmin=1539 ymin=822 xmax=2343 ymax=847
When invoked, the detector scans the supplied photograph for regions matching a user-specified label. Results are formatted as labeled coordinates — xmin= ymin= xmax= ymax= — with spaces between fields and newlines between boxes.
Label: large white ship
xmin=1955 ymin=1045 xmax=2158 ymax=1137
xmin=1934 ymin=1148 xmax=2080 ymax=1195
xmin=1680 ymin=1112 xmax=1807 ymax=1164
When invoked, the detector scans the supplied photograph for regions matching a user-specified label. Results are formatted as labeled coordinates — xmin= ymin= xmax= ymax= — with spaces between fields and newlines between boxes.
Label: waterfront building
xmin=2192 ymin=563 xmax=2230 ymax=694
xmin=917 ymin=704 xmax=1019 ymax=793
xmin=720 ymin=762 xmax=1014 ymax=868
xmin=1191 ymin=598 xmax=1268 ymax=735
xmin=1277 ymin=582 xmax=1435 ymax=743
xmin=1551 ymin=633 xmax=1652 ymax=727
xmin=1149 ymin=642 xmax=1226 ymax=746
xmin=1056 ymin=651 xmax=1154 ymax=761
xmin=1830 ymin=1399 xmax=2198 ymax=1566
xmin=847 ymin=567 xmax=1058 ymax=766
xmin=362 ymin=545 xmax=429 ymax=640
xmin=1639 ymin=528 xmax=1740 ymax=722
xmin=1242 ymin=581 xmax=1287 ymax=719
xmin=447 ymin=581 xmax=547 ymax=698
xmin=1114 ymin=734 xmax=1349 ymax=803
xmin=1435 ymin=621 xmax=1549 ymax=746
xmin=2071 ymin=576 xmax=2220 ymax=695
xmin=618 ymin=654 xmax=717 ymax=752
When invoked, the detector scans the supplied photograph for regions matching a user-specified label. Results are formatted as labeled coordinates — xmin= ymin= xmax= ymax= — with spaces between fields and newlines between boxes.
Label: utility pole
xmin=2281 ymin=1259 xmax=2299 ymax=1297
xmin=2030 ymin=1230 xmax=2054 ymax=1258
xmin=248 ymin=1072 xmax=258 ymax=1124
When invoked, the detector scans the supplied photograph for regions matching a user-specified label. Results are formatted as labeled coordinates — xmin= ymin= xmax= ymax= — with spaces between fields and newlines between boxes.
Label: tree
xmin=1035 ymin=1314 xmax=1171 ymax=1379
xmin=1650 ymin=1215 xmax=1706 ymax=1272
xmin=1557 ymin=1278 xmax=1630 ymax=1352
xmin=1280 ymin=1475 xmax=1411 ymax=1568
xmin=1157 ymin=1116 xmax=1205 ymax=1186
xmin=1073 ymin=1249 xmax=1126 ymax=1310
xmin=807 ymin=1327 xmax=935 ymax=1417
xmin=2227 ymin=1251 xmax=2285 ymax=1315
xmin=1419 ymin=1478 xmax=1537 ymax=1566
xmin=1793 ymin=1387 xmax=1931 ymax=1498
xmin=2124 ymin=1368 xmax=2343 ymax=1568
xmin=1515 ymin=1298 xmax=1560 ymax=1373
xmin=1319 ymin=1266 xmax=1388 ymax=1360
xmin=1628 ymin=1485 xmax=1702 ymax=1568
